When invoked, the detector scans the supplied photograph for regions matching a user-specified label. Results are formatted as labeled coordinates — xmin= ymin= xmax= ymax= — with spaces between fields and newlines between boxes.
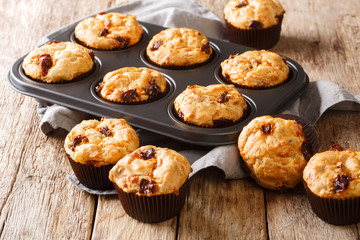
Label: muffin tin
xmin=7 ymin=9 xmax=309 ymax=146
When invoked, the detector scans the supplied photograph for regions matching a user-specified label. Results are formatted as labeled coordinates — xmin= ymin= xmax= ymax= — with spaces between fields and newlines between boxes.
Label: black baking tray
xmin=7 ymin=8 xmax=309 ymax=146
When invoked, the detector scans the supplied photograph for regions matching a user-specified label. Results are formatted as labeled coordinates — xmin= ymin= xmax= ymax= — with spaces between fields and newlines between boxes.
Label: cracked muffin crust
xmin=238 ymin=115 xmax=309 ymax=190
xmin=64 ymin=117 xmax=139 ymax=167
xmin=109 ymin=145 xmax=192 ymax=196
xmin=220 ymin=50 xmax=289 ymax=88
xmin=146 ymin=27 xmax=213 ymax=68
xmin=22 ymin=41 xmax=95 ymax=83
xmin=173 ymin=84 xmax=248 ymax=127
xmin=96 ymin=67 xmax=167 ymax=103
xmin=74 ymin=12 xmax=143 ymax=50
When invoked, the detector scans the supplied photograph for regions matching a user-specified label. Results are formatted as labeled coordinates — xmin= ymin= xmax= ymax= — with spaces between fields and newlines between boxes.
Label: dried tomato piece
xmin=46 ymin=40 xmax=61 ymax=45
xmin=144 ymin=79 xmax=161 ymax=96
xmin=99 ymin=126 xmax=112 ymax=137
xmin=114 ymin=36 xmax=129 ymax=48
xmin=99 ymin=27 xmax=109 ymax=37
xmin=95 ymin=82 xmax=104 ymax=93
xmin=201 ymin=41 xmax=211 ymax=54
xmin=248 ymin=20 xmax=263 ymax=30
xmin=301 ymin=142 xmax=312 ymax=161
xmin=120 ymin=89 xmax=138 ymax=102
xmin=139 ymin=179 xmax=156 ymax=194
xmin=260 ymin=123 xmax=273 ymax=134
xmin=235 ymin=1 xmax=248 ymax=8
xmin=68 ymin=135 xmax=88 ymax=151
xmin=139 ymin=147 xmax=156 ymax=160
xmin=150 ymin=40 xmax=163 ymax=51
xmin=333 ymin=174 xmax=352 ymax=193
xmin=331 ymin=144 xmax=344 ymax=151
xmin=98 ymin=12 xmax=106 ymax=15
xmin=224 ymin=74 xmax=231 ymax=82
xmin=217 ymin=91 xmax=230 ymax=103
xmin=39 ymin=54 xmax=53 ymax=77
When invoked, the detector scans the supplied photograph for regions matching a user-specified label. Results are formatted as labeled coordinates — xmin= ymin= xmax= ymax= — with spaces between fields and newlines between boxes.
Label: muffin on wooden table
xmin=75 ymin=12 xmax=143 ymax=50
xmin=64 ymin=117 xmax=139 ymax=190
xmin=224 ymin=0 xmax=285 ymax=49
xmin=96 ymin=67 xmax=167 ymax=104
xmin=220 ymin=50 xmax=289 ymax=88
xmin=303 ymin=145 xmax=360 ymax=225
xmin=173 ymin=84 xmax=248 ymax=127
xmin=238 ymin=115 xmax=316 ymax=191
xmin=22 ymin=41 xmax=95 ymax=83
xmin=109 ymin=145 xmax=192 ymax=223
xmin=146 ymin=27 xmax=213 ymax=69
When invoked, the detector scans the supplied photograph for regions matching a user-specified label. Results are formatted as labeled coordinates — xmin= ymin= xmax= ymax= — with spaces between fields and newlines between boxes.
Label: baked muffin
xmin=64 ymin=117 xmax=139 ymax=190
xmin=96 ymin=67 xmax=167 ymax=104
xmin=146 ymin=27 xmax=213 ymax=69
xmin=303 ymin=145 xmax=360 ymax=225
xmin=74 ymin=12 xmax=143 ymax=50
xmin=22 ymin=41 xmax=95 ymax=83
xmin=238 ymin=115 xmax=314 ymax=191
xmin=109 ymin=145 xmax=192 ymax=222
xmin=173 ymin=84 xmax=248 ymax=127
xmin=220 ymin=50 xmax=289 ymax=88
xmin=224 ymin=0 xmax=285 ymax=49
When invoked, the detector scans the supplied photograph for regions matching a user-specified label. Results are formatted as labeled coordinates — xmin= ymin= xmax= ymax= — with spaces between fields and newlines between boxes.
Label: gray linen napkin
xmin=39 ymin=0 xmax=360 ymax=184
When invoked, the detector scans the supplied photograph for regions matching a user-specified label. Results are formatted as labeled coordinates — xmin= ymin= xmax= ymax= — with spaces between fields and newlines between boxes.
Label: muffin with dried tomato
xmin=64 ymin=117 xmax=139 ymax=190
xmin=146 ymin=27 xmax=213 ymax=69
xmin=220 ymin=50 xmax=289 ymax=88
xmin=74 ymin=12 xmax=143 ymax=50
xmin=173 ymin=84 xmax=248 ymax=127
xmin=224 ymin=0 xmax=285 ymax=49
xmin=238 ymin=115 xmax=316 ymax=191
xmin=96 ymin=67 xmax=167 ymax=104
xmin=109 ymin=145 xmax=192 ymax=223
xmin=22 ymin=41 xmax=95 ymax=83
xmin=303 ymin=145 xmax=360 ymax=225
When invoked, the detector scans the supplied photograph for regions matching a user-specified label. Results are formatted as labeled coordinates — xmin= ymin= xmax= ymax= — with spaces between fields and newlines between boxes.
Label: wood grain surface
xmin=0 ymin=0 xmax=359 ymax=239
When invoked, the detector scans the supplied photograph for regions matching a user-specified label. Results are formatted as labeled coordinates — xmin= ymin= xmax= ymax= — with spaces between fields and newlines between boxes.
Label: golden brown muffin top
xmin=64 ymin=118 xmax=139 ymax=166
xmin=224 ymin=0 xmax=285 ymax=29
xmin=96 ymin=67 xmax=167 ymax=103
xmin=303 ymin=145 xmax=360 ymax=199
xmin=109 ymin=145 xmax=192 ymax=196
xmin=174 ymin=84 xmax=248 ymax=127
xmin=238 ymin=115 xmax=307 ymax=190
xmin=74 ymin=12 xmax=143 ymax=50
xmin=220 ymin=50 xmax=289 ymax=88
xmin=146 ymin=27 xmax=212 ymax=67
xmin=22 ymin=41 xmax=94 ymax=83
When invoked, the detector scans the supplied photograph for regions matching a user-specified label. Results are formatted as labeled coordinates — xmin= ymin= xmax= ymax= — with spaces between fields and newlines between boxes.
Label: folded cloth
xmin=38 ymin=0 xmax=360 ymax=182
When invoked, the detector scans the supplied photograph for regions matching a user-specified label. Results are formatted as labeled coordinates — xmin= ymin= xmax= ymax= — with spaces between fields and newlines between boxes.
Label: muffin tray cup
xmin=7 ymin=8 xmax=309 ymax=146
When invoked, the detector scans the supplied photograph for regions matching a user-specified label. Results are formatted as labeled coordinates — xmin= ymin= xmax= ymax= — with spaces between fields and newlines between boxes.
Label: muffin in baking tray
xmin=96 ymin=67 xmax=167 ymax=104
xmin=146 ymin=27 xmax=213 ymax=69
xmin=224 ymin=0 xmax=285 ymax=49
xmin=109 ymin=145 xmax=192 ymax=223
xmin=173 ymin=84 xmax=248 ymax=127
xmin=220 ymin=50 xmax=289 ymax=88
xmin=22 ymin=41 xmax=95 ymax=83
xmin=238 ymin=115 xmax=314 ymax=191
xmin=64 ymin=117 xmax=139 ymax=190
xmin=303 ymin=145 xmax=360 ymax=225
xmin=74 ymin=12 xmax=143 ymax=50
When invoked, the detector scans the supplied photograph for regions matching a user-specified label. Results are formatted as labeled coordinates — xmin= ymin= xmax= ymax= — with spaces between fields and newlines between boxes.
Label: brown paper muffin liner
xmin=173 ymin=103 xmax=250 ymax=128
xmin=225 ymin=15 xmax=283 ymax=49
xmin=114 ymin=180 xmax=189 ymax=223
xmin=304 ymin=182 xmax=360 ymax=225
xmin=240 ymin=114 xmax=319 ymax=192
xmin=67 ymin=156 xmax=115 ymax=190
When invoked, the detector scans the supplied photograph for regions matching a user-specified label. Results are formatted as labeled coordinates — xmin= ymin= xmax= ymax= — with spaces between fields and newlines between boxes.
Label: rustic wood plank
xmin=0 ymin=0 xmax=116 ymax=239
xmin=178 ymin=167 xmax=267 ymax=239
xmin=91 ymin=195 xmax=177 ymax=240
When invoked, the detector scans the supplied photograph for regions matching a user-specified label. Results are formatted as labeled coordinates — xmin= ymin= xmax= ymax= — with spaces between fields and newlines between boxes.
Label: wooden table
xmin=1 ymin=0 xmax=359 ymax=239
